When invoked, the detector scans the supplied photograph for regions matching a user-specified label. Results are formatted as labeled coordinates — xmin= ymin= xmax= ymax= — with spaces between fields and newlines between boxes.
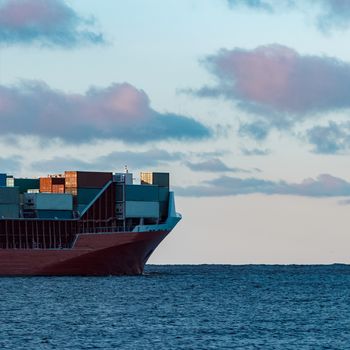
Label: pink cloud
xmin=197 ymin=44 xmax=350 ymax=115
xmin=0 ymin=81 xmax=210 ymax=143
xmin=0 ymin=0 xmax=104 ymax=46
xmin=0 ymin=0 xmax=66 ymax=28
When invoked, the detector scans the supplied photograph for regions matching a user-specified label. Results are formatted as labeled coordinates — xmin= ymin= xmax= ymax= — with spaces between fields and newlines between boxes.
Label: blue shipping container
xmin=125 ymin=185 xmax=159 ymax=202
xmin=0 ymin=173 xmax=6 ymax=187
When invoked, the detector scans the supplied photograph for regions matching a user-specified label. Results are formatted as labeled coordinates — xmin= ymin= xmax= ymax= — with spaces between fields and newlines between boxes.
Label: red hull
xmin=0 ymin=230 xmax=169 ymax=276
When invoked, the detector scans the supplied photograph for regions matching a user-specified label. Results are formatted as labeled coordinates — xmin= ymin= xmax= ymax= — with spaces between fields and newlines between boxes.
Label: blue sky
xmin=1 ymin=0 xmax=350 ymax=263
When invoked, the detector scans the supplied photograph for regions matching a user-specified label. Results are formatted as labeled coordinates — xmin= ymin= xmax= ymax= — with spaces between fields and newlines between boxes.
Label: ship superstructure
xmin=0 ymin=170 xmax=181 ymax=275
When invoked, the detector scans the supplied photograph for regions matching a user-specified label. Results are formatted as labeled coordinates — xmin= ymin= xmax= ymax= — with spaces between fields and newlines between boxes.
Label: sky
xmin=1 ymin=0 xmax=350 ymax=263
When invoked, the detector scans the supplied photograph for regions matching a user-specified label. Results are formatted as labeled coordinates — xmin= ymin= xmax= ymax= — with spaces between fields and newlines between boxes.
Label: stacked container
xmin=123 ymin=184 xmax=159 ymax=218
xmin=0 ymin=187 xmax=19 ymax=218
xmin=23 ymin=193 xmax=73 ymax=219
xmin=7 ymin=178 xmax=40 ymax=193
xmin=140 ymin=172 xmax=169 ymax=187
xmin=40 ymin=176 xmax=65 ymax=193
xmin=65 ymin=171 xmax=113 ymax=211
xmin=140 ymin=172 xmax=169 ymax=219
xmin=114 ymin=173 xmax=133 ymax=185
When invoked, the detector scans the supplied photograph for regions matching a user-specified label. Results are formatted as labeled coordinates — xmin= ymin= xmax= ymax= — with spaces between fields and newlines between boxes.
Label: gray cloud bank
xmin=30 ymin=149 xmax=184 ymax=174
xmin=185 ymin=158 xmax=250 ymax=173
xmin=176 ymin=174 xmax=350 ymax=198
xmin=0 ymin=0 xmax=104 ymax=47
xmin=0 ymin=81 xmax=210 ymax=143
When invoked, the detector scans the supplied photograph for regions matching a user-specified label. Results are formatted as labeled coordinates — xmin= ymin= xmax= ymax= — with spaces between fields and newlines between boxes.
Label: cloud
xmin=315 ymin=0 xmax=350 ymax=32
xmin=96 ymin=149 xmax=184 ymax=170
xmin=226 ymin=0 xmax=273 ymax=12
xmin=241 ymin=148 xmax=270 ymax=156
xmin=197 ymin=44 xmax=350 ymax=116
xmin=238 ymin=121 xmax=270 ymax=140
xmin=185 ymin=158 xmax=250 ymax=173
xmin=0 ymin=81 xmax=211 ymax=143
xmin=306 ymin=121 xmax=350 ymax=154
xmin=188 ymin=44 xmax=350 ymax=141
xmin=175 ymin=174 xmax=350 ymax=198
xmin=226 ymin=0 xmax=350 ymax=32
xmin=0 ymin=156 xmax=22 ymax=173
xmin=30 ymin=149 xmax=184 ymax=174
xmin=0 ymin=0 xmax=104 ymax=47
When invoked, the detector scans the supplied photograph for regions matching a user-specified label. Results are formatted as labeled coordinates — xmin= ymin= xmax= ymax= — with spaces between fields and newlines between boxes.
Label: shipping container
xmin=40 ymin=176 xmax=65 ymax=193
xmin=65 ymin=171 xmax=112 ymax=189
xmin=40 ymin=177 xmax=51 ymax=192
xmin=24 ymin=193 xmax=73 ymax=210
xmin=36 ymin=210 xmax=72 ymax=219
xmin=0 ymin=204 xmax=19 ymax=218
xmin=140 ymin=172 xmax=169 ymax=187
xmin=27 ymin=189 xmax=40 ymax=194
xmin=125 ymin=201 xmax=159 ymax=218
xmin=125 ymin=185 xmax=159 ymax=202
xmin=0 ymin=187 xmax=20 ymax=204
xmin=6 ymin=176 xmax=14 ymax=187
xmin=12 ymin=179 xmax=40 ymax=193
xmin=113 ymin=173 xmax=133 ymax=184
xmin=0 ymin=174 xmax=6 ymax=187
xmin=52 ymin=184 xmax=65 ymax=193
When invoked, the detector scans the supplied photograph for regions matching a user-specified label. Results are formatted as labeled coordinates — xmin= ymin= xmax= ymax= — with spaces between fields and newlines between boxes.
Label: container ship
xmin=0 ymin=170 xmax=181 ymax=276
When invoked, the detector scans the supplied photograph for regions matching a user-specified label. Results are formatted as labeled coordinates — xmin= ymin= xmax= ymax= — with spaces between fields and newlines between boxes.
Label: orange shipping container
xmin=52 ymin=184 xmax=65 ymax=193
xmin=40 ymin=176 xmax=65 ymax=193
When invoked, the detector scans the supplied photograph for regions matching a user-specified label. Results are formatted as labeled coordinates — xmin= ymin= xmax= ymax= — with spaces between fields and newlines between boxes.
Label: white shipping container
xmin=27 ymin=189 xmax=40 ymax=194
xmin=24 ymin=193 xmax=73 ymax=210
xmin=6 ymin=177 xmax=14 ymax=187
xmin=125 ymin=201 xmax=159 ymax=218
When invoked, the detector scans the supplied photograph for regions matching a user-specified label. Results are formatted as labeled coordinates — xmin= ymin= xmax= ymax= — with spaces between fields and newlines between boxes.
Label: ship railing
xmin=78 ymin=226 xmax=135 ymax=234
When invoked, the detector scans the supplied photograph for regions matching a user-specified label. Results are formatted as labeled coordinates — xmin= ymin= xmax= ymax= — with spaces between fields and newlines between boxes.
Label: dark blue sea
xmin=0 ymin=265 xmax=349 ymax=349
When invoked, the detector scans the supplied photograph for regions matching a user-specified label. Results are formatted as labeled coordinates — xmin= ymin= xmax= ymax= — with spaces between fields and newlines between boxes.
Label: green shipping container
xmin=14 ymin=179 xmax=40 ymax=193
xmin=125 ymin=185 xmax=159 ymax=202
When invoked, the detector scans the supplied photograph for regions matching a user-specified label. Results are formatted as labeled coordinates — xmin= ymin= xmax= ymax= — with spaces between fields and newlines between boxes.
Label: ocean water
xmin=0 ymin=265 xmax=349 ymax=349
